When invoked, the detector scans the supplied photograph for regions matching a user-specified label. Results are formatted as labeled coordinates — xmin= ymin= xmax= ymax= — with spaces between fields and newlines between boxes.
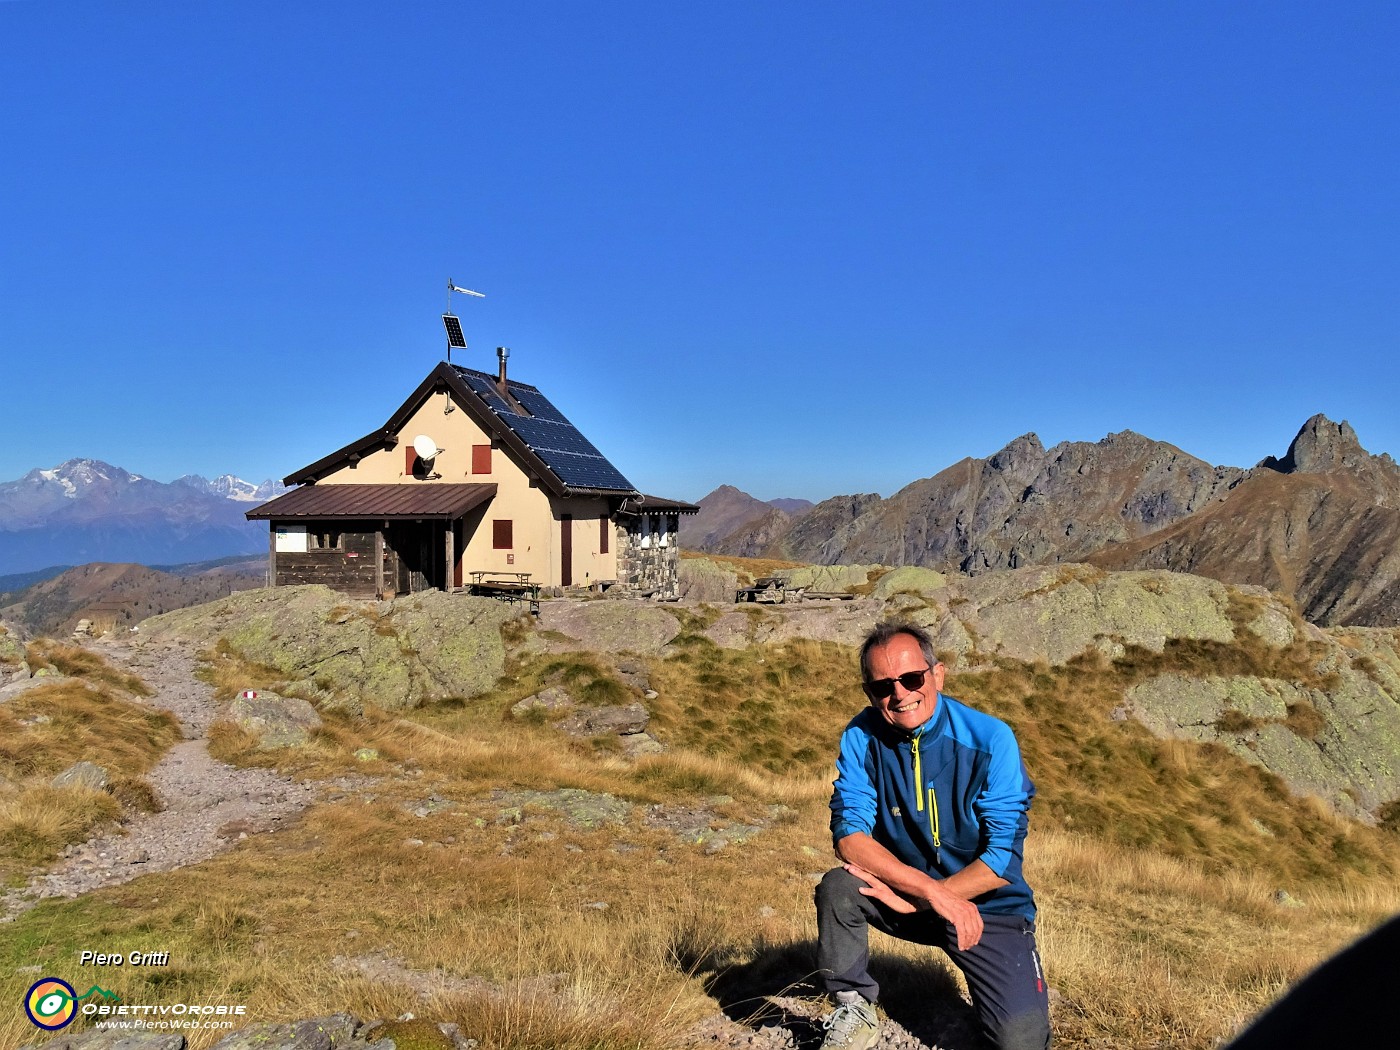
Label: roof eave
xmin=283 ymin=429 xmax=398 ymax=486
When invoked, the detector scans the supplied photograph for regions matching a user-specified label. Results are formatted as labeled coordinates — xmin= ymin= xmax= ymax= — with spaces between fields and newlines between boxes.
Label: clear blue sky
xmin=3 ymin=1 xmax=1397 ymax=503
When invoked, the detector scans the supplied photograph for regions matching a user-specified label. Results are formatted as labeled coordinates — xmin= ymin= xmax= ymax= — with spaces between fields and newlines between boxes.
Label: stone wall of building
xmin=616 ymin=513 xmax=681 ymax=597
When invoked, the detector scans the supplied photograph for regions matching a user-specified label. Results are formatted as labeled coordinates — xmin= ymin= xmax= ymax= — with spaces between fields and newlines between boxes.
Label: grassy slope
xmin=2 ymin=621 xmax=1399 ymax=1050
xmin=0 ymin=643 xmax=174 ymax=885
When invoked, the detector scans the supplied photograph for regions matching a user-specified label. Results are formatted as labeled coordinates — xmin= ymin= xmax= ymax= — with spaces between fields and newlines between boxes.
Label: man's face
xmin=863 ymin=633 xmax=945 ymax=733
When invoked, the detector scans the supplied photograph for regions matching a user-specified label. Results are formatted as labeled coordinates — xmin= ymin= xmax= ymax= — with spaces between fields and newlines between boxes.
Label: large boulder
xmin=229 ymin=691 xmax=322 ymax=748
xmin=558 ymin=702 xmax=649 ymax=737
xmin=52 ymin=760 xmax=109 ymax=790
xmin=872 ymin=566 xmax=948 ymax=599
xmin=778 ymin=564 xmax=887 ymax=593
xmin=677 ymin=557 xmax=739 ymax=603
xmin=906 ymin=565 xmax=1242 ymax=666
xmin=0 ymin=620 xmax=29 ymax=683
xmin=532 ymin=602 xmax=681 ymax=654
xmin=21 ymin=1031 xmax=186 ymax=1050
xmin=138 ymin=586 xmax=520 ymax=711
xmin=208 ymin=1013 xmax=389 ymax=1050
xmin=701 ymin=601 xmax=883 ymax=650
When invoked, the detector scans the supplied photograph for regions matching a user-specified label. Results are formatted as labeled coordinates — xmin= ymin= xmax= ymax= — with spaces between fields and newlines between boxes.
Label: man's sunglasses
xmin=862 ymin=668 xmax=932 ymax=700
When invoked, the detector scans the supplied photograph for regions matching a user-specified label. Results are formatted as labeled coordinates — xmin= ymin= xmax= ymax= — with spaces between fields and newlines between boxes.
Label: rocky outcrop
xmin=1123 ymin=657 xmax=1400 ymax=819
xmin=686 ymin=563 xmax=1400 ymax=818
xmin=529 ymin=602 xmax=681 ymax=654
xmin=915 ymin=565 xmax=1246 ymax=666
xmin=137 ymin=587 xmax=520 ymax=711
xmin=709 ymin=506 xmax=794 ymax=558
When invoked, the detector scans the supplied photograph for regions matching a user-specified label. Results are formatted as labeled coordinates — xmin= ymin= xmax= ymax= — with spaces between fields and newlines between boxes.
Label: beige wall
xmin=314 ymin=384 xmax=620 ymax=587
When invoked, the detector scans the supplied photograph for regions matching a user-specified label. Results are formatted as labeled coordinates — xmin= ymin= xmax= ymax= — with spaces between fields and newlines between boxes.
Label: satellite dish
xmin=412 ymin=435 xmax=440 ymax=460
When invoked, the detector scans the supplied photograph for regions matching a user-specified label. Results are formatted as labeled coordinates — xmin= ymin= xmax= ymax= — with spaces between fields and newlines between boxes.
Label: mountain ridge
xmin=690 ymin=414 xmax=1400 ymax=626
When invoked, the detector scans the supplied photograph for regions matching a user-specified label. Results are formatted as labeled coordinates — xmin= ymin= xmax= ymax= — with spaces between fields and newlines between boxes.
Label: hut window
xmin=310 ymin=529 xmax=343 ymax=551
xmin=599 ymin=514 xmax=609 ymax=554
xmin=493 ymin=520 xmax=513 ymax=549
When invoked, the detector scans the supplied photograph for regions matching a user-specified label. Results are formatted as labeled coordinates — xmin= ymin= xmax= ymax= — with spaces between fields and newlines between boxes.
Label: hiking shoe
xmin=820 ymin=996 xmax=879 ymax=1050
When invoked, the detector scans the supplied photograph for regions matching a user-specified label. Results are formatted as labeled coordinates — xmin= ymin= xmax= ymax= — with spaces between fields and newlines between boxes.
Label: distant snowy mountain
xmin=0 ymin=458 xmax=274 ymax=575
xmin=174 ymin=473 xmax=287 ymax=502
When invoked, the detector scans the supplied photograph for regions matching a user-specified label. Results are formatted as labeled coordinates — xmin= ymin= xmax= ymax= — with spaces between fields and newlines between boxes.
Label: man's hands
xmin=840 ymin=861 xmax=985 ymax=951
xmin=844 ymin=862 xmax=918 ymax=914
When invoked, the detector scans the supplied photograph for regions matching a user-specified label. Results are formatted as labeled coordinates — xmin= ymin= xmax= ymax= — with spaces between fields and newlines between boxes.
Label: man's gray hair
xmin=859 ymin=620 xmax=940 ymax=681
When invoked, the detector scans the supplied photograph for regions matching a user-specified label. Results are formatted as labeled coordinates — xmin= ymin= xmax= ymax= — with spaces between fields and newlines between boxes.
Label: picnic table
xmin=468 ymin=571 xmax=540 ymax=614
xmin=735 ymin=576 xmax=804 ymax=604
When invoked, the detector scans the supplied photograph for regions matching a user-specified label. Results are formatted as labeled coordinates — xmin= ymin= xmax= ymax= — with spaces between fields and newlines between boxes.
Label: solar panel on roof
xmin=457 ymin=370 xmax=515 ymax=415
xmin=510 ymin=417 xmax=600 ymax=455
xmin=449 ymin=365 xmax=635 ymax=491
xmin=442 ymin=314 xmax=468 ymax=349
xmin=508 ymin=386 xmax=570 ymax=423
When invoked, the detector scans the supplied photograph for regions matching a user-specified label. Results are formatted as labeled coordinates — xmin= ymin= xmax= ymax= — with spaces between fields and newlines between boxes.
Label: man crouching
xmin=815 ymin=621 xmax=1051 ymax=1050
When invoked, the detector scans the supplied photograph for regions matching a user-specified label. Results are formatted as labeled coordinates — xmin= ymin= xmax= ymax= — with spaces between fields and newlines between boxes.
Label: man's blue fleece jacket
xmin=829 ymin=693 xmax=1037 ymax=918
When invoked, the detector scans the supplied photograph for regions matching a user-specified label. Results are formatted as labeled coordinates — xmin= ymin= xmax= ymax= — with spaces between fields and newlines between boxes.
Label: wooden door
xmin=561 ymin=515 xmax=573 ymax=587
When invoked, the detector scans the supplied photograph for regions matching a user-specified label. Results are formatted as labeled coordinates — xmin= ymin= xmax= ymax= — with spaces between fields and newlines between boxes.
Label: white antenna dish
xmin=412 ymin=435 xmax=441 ymax=460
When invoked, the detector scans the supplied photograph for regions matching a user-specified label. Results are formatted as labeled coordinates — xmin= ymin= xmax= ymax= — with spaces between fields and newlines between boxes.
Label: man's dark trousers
xmin=816 ymin=867 xmax=1051 ymax=1050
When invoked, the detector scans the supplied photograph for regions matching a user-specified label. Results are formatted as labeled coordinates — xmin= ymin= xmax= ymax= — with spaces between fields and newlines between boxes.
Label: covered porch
xmin=247 ymin=483 xmax=498 ymax=598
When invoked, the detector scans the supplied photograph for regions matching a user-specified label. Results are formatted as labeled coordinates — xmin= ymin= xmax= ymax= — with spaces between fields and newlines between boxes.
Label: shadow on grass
xmin=673 ymin=930 xmax=981 ymax=1050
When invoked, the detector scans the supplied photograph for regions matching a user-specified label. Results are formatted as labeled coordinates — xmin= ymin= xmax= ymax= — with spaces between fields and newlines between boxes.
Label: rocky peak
xmin=1274 ymin=415 xmax=1367 ymax=474
xmin=1259 ymin=414 xmax=1400 ymax=506
xmin=986 ymin=433 xmax=1045 ymax=476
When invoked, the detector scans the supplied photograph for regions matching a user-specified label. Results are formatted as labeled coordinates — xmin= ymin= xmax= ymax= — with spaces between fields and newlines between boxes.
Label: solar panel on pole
xmin=442 ymin=314 xmax=468 ymax=349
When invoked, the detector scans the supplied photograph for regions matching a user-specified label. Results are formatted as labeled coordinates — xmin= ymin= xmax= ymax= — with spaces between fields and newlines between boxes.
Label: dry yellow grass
xmin=3 ymin=629 xmax=1399 ymax=1050
xmin=25 ymin=639 xmax=152 ymax=696
xmin=0 ymin=656 xmax=178 ymax=884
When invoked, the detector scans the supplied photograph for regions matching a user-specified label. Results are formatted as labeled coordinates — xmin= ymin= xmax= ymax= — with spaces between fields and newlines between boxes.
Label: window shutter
xmin=406 ymin=447 xmax=417 ymax=475
xmin=599 ymin=514 xmax=609 ymax=554
xmin=493 ymin=520 xmax=513 ymax=549
xmin=472 ymin=444 xmax=492 ymax=474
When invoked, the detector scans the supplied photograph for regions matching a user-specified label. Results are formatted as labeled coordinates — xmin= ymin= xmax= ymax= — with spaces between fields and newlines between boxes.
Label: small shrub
xmin=1376 ymin=799 xmax=1400 ymax=835
xmin=1284 ymin=701 xmax=1327 ymax=740
xmin=1215 ymin=709 xmax=1262 ymax=734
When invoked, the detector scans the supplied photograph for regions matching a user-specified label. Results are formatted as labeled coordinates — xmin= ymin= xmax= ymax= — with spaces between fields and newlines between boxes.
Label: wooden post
xmin=444 ymin=521 xmax=455 ymax=592
xmin=374 ymin=528 xmax=385 ymax=598
xmin=267 ymin=524 xmax=277 ymax=588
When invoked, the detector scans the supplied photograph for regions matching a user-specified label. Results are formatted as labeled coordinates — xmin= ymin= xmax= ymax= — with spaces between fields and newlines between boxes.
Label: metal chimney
xmin=496 ymin=346 xmax=510 ymax=392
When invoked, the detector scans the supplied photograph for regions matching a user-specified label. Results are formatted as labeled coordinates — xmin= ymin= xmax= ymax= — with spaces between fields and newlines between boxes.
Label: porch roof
xmin=245 ymin=483 xmax=497 ymax=521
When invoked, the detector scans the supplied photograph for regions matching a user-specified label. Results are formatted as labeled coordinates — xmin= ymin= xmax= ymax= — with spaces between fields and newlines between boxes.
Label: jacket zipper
xmin=912 ymin=729 xmax=941 ymax=861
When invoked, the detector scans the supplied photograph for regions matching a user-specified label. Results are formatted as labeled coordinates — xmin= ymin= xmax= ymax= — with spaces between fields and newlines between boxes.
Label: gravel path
xmin=1 ymin=639 xmax=316 ymax=922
